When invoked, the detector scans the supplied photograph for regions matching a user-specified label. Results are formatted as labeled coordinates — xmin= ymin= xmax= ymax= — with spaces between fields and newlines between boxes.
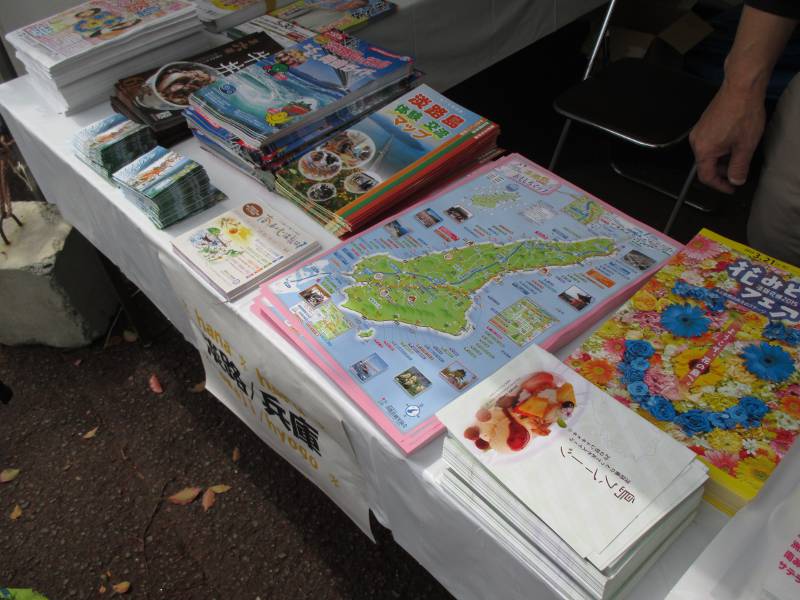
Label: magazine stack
xmin=274 ymin=83 xmax=500 ymax=236
xmin=257 ymin=0 xmax=395 ymax=35
xmin=185 ymin=29 xmax=416 ymax=191
xmin=72 ymin=114 xmax=156 ymax=179
xmin=436 ymin=344 xmax=708 ymax=600
xmin=568 ymin=229 xmax=800 ymax=515
xmin=5 ymin=0 xmax=209 ymax=113
xmin=192 ymin=0 xmax=276 ymax=32
xmin=112 ymin=146 xmax=225 ymax=228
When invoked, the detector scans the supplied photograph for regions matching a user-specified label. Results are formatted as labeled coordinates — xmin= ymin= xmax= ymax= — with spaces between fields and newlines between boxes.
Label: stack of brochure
xmin=436 ymin=344 xmax=708 ymax=600
xmin=274 ymin=83 xmax=500 ymax=236
xmin=112 ymin=146 xmax=224 ymax=228
xmin=73 ymin=114 xmax=156 ymax=179
xmin=112 ymin=31 xmax=289 ymax=145
xmin=186 ymin=29 xmax=415 ymax=189
xmin=6 ymin=1 xmax=209 ymax=113
xmin=172 ymin=201 xmax=320 ymax=300
xmin=192 ymin=0 xmax=278 ymax=33
xmin=225 ymin=13 xmax=316 ymax=47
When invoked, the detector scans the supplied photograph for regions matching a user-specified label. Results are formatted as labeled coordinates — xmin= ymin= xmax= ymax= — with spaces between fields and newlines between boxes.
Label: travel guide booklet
xmin=436 ymin=343 xmax=703 ymax=575
xmin=268 ymin=0 xmax=395 ymax=33
xmin=173 ymin=201 xmax=320 ymax=299
xmin=274 ymin=83 xmax=499 ymax=236
xmin=192 ymin=0 xmax=271 ymax=32
xmin=114 ymin=32 xmax=284 ymax=133
xmin=254 ymin=154 xmax=681 ymax=453
xmin=189 ymin=29 xmax=413 ymax=149
xmin=72 ymin=113 xmax=156 ymax=178
xmin=226 ymin=13 xmax=317 ymax=46
xmin=567 ymin=229 xmax=800 ymax=515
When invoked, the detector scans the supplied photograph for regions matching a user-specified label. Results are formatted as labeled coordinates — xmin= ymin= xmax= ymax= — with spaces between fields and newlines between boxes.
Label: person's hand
xmin=689 ymin=82 xmax=766 ymax=194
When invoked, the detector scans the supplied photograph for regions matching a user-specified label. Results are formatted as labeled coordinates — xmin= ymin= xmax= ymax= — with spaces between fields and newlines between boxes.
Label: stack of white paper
xmin=6 ymin=1 xmax=211 ymax=113
xmin=436 ymin=344 xmax=709 ymax=600
xmin=192 ymin=0 xmax=294 ymax=33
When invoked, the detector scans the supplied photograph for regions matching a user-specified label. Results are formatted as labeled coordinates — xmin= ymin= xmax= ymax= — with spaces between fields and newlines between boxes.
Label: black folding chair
xmin=549 ymin=0 xmax=719 ymax=234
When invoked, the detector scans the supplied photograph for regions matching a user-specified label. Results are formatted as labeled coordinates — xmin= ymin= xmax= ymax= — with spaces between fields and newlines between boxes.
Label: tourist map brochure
xmin=268 ymin=0 xmax=395 ymax=33
xmin=436 ymin=343 xmax=702 ymax=571
xmin=72 ymin=113 xmax=156 ymax=177
xmin=173 ymin=201 xmax=320 ymax=300
xmin=114 ymin=32 xmax=283 ymax=133
xmin=227 ymin=13 xmax=316 ymax=46
xmin=568 ymin=229 xmax=800 ymax=515
xmin=255 ymin=153 xmax=680 ymax=453
xmin=7 ymin=1 xmax=197 ymax=67
xmin=274 ymin=83 xmax=498 ymax=236
xmin=189 ymin=29 xmax=413 ymax=149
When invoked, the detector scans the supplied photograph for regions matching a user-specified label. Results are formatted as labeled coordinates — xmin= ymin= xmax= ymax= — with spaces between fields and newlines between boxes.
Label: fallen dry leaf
xmin=99 ymin=585 xmax=107 ymax=594
xmin=10 ymin=504 xmax=22 ymax=520
xmin=148 ymin=374 xmax=163 ymax=394
xmin=82 ymin=426 xmax=99 ymax=439
xmin=122 ymin=329 xmax=138 ymax=343
xmin=209 ymin=484 xmax=231 ymax=494
xmin=167 ymin=486 xmax=201 ymax=505
xmin=232 ymin=447 xmax=241 ymax=463
xmin=188 ymin=381 xmax=205 ymax=393
xmin=112 ymin=581 xmax=130 ymax=594
xmin=202 ymin=488 xmax=216 ymax=512
xmin=0 ymin=468 xmax=20 ymax=483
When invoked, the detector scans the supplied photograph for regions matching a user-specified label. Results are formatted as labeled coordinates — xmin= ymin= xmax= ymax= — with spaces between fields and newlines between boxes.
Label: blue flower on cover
xmin=660 ymin=304 xmax=711 ymax=338
xmin=627 ymin=381 xmax=650 ymax=399
xmin=643 ymin=395 xmax=676 ymax=421
xmin=741 ymin=342 xmax=795 ymax=383
xmin=708 ymin=411 xmax=736 ymax=430
xmin=763 ymin=321 xmax=800 ymax=347
xmin=674 ymin=409 xmax=713 ymax=435
xmin=629 ymin=357 xmax=651 ymax=371
xmin=739 ymin=396 xmax=770 ymax=426
xmin=618 ymin=364 xmax=646 ymax=384
xmin=704 ymin=290 xmax=727 ymax=312
xmin=724 ymin=404 xmax=749 ymax=426
xmin=625 ymin=339 xmax=654 ymax=359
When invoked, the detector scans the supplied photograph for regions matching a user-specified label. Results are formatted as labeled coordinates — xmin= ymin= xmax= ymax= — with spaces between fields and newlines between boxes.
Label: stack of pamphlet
xmin=568 ymin=229 xmax=800 ymax=515
xmin=229 ymin=0 xmax=395 ymax=36
xmin=112 ymin=31 xmax=290 ymax=145
xmin=274 ymin=83 xmax=500 ymax=236
xmin=225 ymin=13 xmax=315 ymax=46
xmin=6 ymin=1 xmax=209 ymax=113
xmin=112 ymin=146 xmax=224 ymax=228
xmin=73 ymin=114 xmax=156 ymax=179
xmin=192 ymin=0 xmax=281 ymax=32
xmin=186 ymin=29 xmax=414 ymax=188
xmin=172 ymin=200 xmax=320 ymax=300
xmin=436 ymin=344 xmax=708 ymax=600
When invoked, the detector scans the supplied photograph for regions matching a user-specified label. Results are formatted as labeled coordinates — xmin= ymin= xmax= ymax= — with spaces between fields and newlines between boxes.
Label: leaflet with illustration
xmin=257 ymin=154 xmax=680 ymax=453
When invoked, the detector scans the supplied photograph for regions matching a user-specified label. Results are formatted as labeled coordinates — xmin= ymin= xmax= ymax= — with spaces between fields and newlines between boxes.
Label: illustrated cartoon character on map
xmin=463 ymin=371 xmax=576 ymax=453
xmin=72 ymin=8 xmax=141 ymax=40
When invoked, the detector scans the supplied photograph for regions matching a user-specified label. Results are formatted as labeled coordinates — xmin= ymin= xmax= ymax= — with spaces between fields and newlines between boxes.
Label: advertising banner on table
xmin=159 ymin=252 xmax=373 ymax=538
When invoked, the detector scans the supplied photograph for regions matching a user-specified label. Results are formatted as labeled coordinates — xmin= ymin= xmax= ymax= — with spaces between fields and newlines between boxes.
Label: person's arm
xmin=689 ymin=5 xmax=797 ymax=193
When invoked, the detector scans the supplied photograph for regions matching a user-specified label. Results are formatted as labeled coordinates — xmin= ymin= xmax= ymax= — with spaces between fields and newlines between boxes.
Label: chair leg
xmin=663 ymin=163 xmax=698 ymax=235
xmin=549 ymin=119 xmax=573 ymax=172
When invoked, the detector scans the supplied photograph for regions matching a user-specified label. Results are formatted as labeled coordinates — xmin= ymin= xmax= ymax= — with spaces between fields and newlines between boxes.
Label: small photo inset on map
xmin=623 ymin=249 xmax=656 ymax=271
xmin=350 ymin=353 xmax=389 ymax=382
xmin=384 ymin=219 xmax=410 ymax=238
xmin=558 ymin=285 xmax=594 ymax=311
xmin=394 ymin=366 xmax=432 ymax=397
xmin=299 ymin=284 xmax=330 ymax=309
xmin=415 ymin=208 xmax=443 ymax=228
xmin=440 ymin=361 xmax=477 ymax=390
xmin=445 ymin=205 xmax=472 ymax=223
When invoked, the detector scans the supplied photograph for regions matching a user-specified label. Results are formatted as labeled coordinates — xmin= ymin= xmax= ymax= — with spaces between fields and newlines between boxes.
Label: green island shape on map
xmin=471 ymin=191 xmax=519 ymax=208
xmin=340 ymin=237 xmax=616 ymax=336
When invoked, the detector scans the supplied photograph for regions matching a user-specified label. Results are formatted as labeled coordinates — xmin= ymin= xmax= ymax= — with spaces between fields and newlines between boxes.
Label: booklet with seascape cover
xmin=189 ymin=29 xmax=413 ymax=150
xmin=567 ymin=229 xmax=800 ymax=515
xmin=254 ymin=153 xmax=681 ymax=453
xmin=173 ymin=201 xmax=320 ymax=300
xmin=72 ymin=113 xmax=156 ymax=178
xmin=274 ymin=83 xmax=499 ymax=236
xmin=114 ymin=32 xmax=284 ymax=135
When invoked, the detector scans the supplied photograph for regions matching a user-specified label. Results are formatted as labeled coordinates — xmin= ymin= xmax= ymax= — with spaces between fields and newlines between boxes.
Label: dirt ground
xmin=0 ymin=327 xmax=453 ymax=600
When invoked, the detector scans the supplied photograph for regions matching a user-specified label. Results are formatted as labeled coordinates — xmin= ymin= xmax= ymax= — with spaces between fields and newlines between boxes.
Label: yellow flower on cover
xmin=780 ymin=395 xmax=800 ymax=418
xmin=735 ymin=455 xmax=776 ymax=489
xmin=578 ymin=359 xmax=616 ymax=386
xmin=672 ymin=347 xmax=725 ymax=388
xmin=596 ymin=320 xmax=625 ymax=340
xmin=708 ymin=430 xmax=743 ymax=453
xmin=702 ymin=393 xmax=737 ymax=412
xmin=738 ymin=312 xmax=768 ymax=339
xmin=632 ymin=290 xmax=658 ymax=312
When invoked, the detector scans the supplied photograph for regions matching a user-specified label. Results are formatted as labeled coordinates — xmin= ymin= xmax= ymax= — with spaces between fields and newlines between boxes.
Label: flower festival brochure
xmin=568 ymin=229 xmax=800 ymax=514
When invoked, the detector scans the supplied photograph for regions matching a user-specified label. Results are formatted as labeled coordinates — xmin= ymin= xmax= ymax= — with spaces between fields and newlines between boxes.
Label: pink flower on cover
xmin=613 ymin=394 xmax=631 ymax=407
xmin=644 ymin=367 xmax=680 ymax=401
xmin=631 ymin=310 xmax=663 ymax=330
xmin=683 ymin=235 xmax=722 ymax=261
xmin=602 ymin=338 xmax=626 ymax=359
xmin=705 ymin=450 xmax=739 ymax=474
xmin=778 ymin=384 xmax=800 ymax=399
xmin=771 ymin=429 xmax=797 ymax=455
